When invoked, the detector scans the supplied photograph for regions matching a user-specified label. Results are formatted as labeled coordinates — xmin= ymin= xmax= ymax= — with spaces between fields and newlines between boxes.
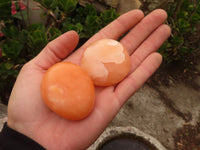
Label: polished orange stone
xmin=41 ymin=62 xmax=95 ymax=120
xmin=81 ymin=39 xmax=131 ymax=86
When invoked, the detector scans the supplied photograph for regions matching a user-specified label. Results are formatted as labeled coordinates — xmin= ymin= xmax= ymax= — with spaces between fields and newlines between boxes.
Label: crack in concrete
xmin=150 ymin=85 xmax=192 ymax=122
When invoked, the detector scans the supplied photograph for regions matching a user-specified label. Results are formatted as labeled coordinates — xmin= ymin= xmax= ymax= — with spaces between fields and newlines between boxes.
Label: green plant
xmin=159 ymin=0 xmax=200 ymax=64
xmin=0 ymin=1 xmax=11 ymax=19
xmin=0 ymin=0 xmax=119 ymax=104
xmin=62 ymin=4 xmax=119 ymax=38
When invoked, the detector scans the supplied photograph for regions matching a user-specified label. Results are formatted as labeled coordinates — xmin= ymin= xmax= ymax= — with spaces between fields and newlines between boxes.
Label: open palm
xmin=7 ymin=9 xmax=171 ymax=150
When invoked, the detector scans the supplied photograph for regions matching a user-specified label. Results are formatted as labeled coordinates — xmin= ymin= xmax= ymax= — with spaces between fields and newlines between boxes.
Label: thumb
xmin=31 ymin=31 xmax=79 ymax=69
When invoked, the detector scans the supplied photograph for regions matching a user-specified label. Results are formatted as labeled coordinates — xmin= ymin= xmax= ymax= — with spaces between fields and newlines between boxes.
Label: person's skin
xmin=6 ymin=9 xmax=171 ymax=150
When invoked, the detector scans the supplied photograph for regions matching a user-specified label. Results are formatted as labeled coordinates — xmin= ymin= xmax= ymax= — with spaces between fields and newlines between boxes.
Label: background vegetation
xmin=0 ymin=0 xmax=119 ymax=104
xmin=0 ymin=0 xmax=199 ymax=104
xmin=159 ymin=0 xmax=200 ymax=64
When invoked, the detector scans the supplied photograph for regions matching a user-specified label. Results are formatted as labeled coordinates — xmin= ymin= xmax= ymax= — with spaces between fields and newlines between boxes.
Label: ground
xmin=148 ymin=59 xmax=200 ymax=150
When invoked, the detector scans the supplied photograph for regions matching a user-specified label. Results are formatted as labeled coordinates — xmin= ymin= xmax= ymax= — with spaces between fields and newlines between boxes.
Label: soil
xmin=149 ymin=56 xmax=200 ymax=88
xmin=174 ymin=122 xmax=200 ymax=150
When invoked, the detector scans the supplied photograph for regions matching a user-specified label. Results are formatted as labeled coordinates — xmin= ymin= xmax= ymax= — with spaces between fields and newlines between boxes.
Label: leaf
xmin=59 ymin=0 xmax=78 ymax=13
xmin=62 ymin=22 xmax=76 ymax=32
xmin=4 ymin=62 xmax=14 ymax=70
xmin=176 ymin=18 xmax=190 ymax=32
xmin=181 ymin=0 xmax=191 ymax=11
xmin=84 ymin=4 xmax=97 ymax=16
xmin=75 ymin=23 xmax=83 ymax=32
xmin=171 ymin=35 xmax=184 ymax=46
xmin=48 ymin=28 xmax=61 ymax=41
xmin=0 ymin=1 xmax=11 ymax=19
xmin=2 ymin=25 xmax=19 ymax=39
xmin=50 ymin=0 xmax=58 ymax=10
xmin=190 ymin=14 xmax=200 ymax=25
xmin=85 ymin=15 xmax=100 ymax=26
xmin=84 ymin=15 xmax=100 ymax=36
xmin=25 ymin=24 xmax=48 ymax=57
xmin=100 ymin=8 xmax=119 ymax=26
xmin=197 ymin=4 xmax=200 ymax=14
xmin=188 ymin=4 xmax=195 ymax=12
xmin=28 ymin=30 xmax=47 ymax=50
xmin=27 ymin=23 xmax=46 ymax=32
xmin=2 ymin=40 xmax=24 ymax=58
xmin=177 ymin=11 xmax=188 ymax=19
xmin=19 ymin=29 xmax=29 ymax=43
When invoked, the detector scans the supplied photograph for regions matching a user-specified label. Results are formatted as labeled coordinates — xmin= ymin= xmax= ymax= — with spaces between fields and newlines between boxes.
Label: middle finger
xmin=120 ymin=9 xmax=168 ymax=54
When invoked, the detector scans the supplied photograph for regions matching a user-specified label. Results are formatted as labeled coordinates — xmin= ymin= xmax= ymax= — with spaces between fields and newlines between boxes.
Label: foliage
xmin=0 ymin=0 xmax=119 ymax=104
xmin=0 ymin=0 xmax=11 ymax=19
xmin=159 ymin=0 xmax=200 ymax=64
xmin=62 ymin=4 xmax=119 ymax=38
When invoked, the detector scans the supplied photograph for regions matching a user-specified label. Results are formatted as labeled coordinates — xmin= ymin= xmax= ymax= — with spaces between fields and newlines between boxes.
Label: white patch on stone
xmin=82 ymin=39 xmax=125 ymax=81
xmin=48 ymin=85 xmax=64 ymax=108
xmin=107 ymin=40 xmax=119 ymax=46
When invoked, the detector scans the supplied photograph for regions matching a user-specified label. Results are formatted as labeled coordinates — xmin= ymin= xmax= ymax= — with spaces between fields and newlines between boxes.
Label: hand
xmin=7 ymin=9 xmax=171 ymax=150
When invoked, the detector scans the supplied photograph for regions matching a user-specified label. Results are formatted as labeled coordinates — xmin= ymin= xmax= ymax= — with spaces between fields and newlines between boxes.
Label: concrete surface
xmin=109 ymin=84 xmax=200 ymax=150
xmin=0 ymin=103 xmax=7 ymax=130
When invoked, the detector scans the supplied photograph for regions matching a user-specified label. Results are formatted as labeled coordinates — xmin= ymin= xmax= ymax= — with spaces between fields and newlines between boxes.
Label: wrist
xmin=0 ymin=122 xmax=45 ymax=150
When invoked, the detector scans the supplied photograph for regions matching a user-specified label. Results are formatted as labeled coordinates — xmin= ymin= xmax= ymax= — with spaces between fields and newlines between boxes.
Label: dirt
xmin=148 ymin=51 xmax=200 ymax=86
xmin=174 ymin=122 xmax=200 ymax=150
